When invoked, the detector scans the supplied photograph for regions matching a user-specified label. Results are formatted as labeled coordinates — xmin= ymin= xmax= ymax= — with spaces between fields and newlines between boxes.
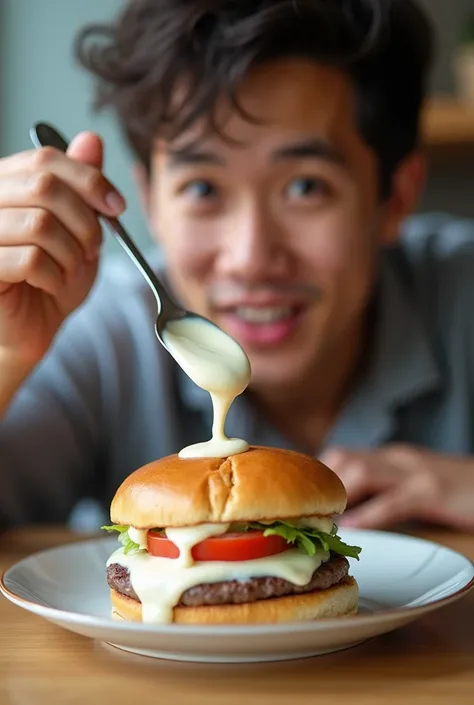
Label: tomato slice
xmin=146 ymin=530 xmax=288 ymax=562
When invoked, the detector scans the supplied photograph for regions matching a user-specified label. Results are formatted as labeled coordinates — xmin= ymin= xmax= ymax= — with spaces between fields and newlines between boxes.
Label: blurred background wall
xmin=0 ymin=0 xmax=147 ymax=256
xmin=0 ymin=0 xmax=473 ymax=257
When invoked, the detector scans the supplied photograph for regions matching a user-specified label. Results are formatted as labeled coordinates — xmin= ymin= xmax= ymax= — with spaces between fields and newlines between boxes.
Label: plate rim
xmin=2 ymin=529 xmax=474 ymax=636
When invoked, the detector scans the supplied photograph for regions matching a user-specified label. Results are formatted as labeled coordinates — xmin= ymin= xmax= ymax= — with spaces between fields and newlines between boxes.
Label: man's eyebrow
xmin=165 ymin=138 xmax=346 ymax=167
xmin=167 ymin=146 xmax=226 ymax=167
xmin=272 ymin=138 xmax=346 ymax=166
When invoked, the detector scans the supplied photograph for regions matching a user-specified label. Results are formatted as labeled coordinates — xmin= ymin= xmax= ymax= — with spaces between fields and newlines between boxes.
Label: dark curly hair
xmin=76 ymin=0 xmax=434 ymax=197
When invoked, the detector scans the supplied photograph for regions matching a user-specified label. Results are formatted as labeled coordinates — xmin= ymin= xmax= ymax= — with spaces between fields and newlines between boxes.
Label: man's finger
xmin=338 ymin=489 xmax=410 ymax=529
xmin=321 ymin=448 xmax=392 ymax=505
xmin=67 ymin=132 xmax=104 ymax=169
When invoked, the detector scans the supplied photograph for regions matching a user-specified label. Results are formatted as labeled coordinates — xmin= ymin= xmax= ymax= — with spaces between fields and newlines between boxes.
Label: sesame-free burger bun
xmin=110 ymin=446 xmax=347 ymax=529
xmin=110 ymin=576 xmax=359 ymax=625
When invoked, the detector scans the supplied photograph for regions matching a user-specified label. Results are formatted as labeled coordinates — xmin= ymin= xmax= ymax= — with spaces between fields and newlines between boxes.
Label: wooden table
xmin=1 ymin=527 xmax=474 ymax=705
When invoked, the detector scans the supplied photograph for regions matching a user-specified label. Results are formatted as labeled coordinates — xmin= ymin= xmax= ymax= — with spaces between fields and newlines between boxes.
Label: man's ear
xmin=380 ymin=152 xmax=427 ymax=246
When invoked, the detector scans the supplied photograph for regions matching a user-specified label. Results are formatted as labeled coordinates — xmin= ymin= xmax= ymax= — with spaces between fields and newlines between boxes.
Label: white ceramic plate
xmin=1 ymin=530 xmax=473 ymax=663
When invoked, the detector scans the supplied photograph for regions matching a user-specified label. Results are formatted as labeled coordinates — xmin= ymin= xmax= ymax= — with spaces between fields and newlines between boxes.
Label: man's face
xmin=148 ymin=60 xmax=397 ymax=391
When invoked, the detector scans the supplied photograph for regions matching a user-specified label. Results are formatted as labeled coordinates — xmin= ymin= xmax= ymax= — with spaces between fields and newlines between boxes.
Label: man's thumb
xmin=67 ymin=131 xmax=104 ymax=169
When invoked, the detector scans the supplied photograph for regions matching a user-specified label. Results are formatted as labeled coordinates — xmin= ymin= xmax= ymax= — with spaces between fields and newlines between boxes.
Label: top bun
xmin=110 ymin=446 xmax=347 ymax=528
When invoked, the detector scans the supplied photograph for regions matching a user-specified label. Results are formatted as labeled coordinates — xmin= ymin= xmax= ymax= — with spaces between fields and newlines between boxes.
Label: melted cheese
xmin=109 ymin=520 xmax=329 ymax=623
xmin=116 ymin=522 xmax=336 ymax=623
xmin=257 ymin=517 xmax=335 ymax=534
xmin=127 ymin=527 xmax=148 ymax=549
xmin=165 ymin=523 xmax=230 ymax=567
xmin=108 ymin=545 xmax=329 ymax=624
xmin=299 ymin=516 xmax=335 ymax=533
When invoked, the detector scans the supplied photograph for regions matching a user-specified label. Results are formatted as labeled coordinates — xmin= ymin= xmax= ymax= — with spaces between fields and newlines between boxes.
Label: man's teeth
xmin=234 ymin=306 xmax=293 ymax=324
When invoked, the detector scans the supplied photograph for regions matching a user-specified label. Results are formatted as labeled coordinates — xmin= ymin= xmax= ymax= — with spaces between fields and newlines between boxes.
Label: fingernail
xmin=105 ymin=191 xmax=126 ymax=215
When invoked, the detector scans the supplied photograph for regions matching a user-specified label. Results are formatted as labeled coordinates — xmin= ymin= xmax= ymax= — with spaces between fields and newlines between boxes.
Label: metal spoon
xmin=30 ymin=121 xmax=201 ymax=347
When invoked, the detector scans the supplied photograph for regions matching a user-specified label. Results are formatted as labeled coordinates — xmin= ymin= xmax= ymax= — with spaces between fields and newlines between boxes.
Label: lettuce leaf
xmin=101 ymin=524 xmax=141 ymax=554
xmin=100 ymin=521 xmax=361 ymax=560
xmin=250 ymin=521 xmax=361 ymax=560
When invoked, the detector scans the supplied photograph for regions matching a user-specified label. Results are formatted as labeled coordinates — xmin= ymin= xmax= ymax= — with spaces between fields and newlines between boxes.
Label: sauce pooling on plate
xmin=162 ymin=316 xmax=251 ymax=458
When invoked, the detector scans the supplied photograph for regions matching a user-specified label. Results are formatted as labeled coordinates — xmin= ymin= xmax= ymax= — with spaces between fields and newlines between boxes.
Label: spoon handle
xmin=29 ymin=122 xmax=181 ymax=317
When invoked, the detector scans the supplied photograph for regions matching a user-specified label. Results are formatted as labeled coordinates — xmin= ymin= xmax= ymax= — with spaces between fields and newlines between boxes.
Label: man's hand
xmin=320 ymin=445 xmax=474 ymax=531
xmin=0 ymin=134 xmax=126 ymax=416
xmin=0 ymin=134 xmax=125 ymax=371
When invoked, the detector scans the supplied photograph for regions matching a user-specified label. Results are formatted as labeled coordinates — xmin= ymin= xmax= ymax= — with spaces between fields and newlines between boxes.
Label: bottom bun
xmin=110 ymin=576 xmax=359 ymax=625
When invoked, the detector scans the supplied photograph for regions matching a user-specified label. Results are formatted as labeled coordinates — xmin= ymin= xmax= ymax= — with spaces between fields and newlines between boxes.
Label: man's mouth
xmin=218 ymin=304 xmax=306 ymax=346
xmin=233 ymin=306 xmax=294 ymax=324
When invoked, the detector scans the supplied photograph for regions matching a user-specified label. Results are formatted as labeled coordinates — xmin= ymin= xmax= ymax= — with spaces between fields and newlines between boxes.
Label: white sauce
xmin=256 ymin=517 xmax=334 ymax=533
xmin=162 ymin=317 xmax=251 ymax=459
xmin=108 ymin=542 xmax=329 ymax=624
xmin=165 ymin=522 xmax=230 ymax=568
xmin=299 ymin=516 xmax=335 ymax=533
xmin=127 ymin=527 xmax=148 ymax=549
xmin=121 ymin=317 xmax=337 ymax=623
xmin=119 ymin=521 xmax=335 ymax=623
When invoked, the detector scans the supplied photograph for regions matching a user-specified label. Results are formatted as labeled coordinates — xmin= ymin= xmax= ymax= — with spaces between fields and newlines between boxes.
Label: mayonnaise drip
xmin=120 ymin=317 xmax=338 ymax=624
xmin=127 ymin=527 xmax=148 ymax=549
xmin=162 ymin=317 xmax=251 ymax=459
xmin=300 ymin=516 xmax=335 ymax=533
xmin=165 ymin=523 xmax=230 ymax=568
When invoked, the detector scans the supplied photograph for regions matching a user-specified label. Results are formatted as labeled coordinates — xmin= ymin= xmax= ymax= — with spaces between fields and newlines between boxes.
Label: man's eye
xmin=182 ymin=180 xmax=217 ymax=199
xmin=285 ymin=177 xmax=328 ymax=199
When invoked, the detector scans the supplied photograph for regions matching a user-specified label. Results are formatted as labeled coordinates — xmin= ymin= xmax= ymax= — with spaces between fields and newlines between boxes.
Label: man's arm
xmin=0 ymin=292 xmax=107 ymax=526
xmin=0 ymin=356 xmax=31 ymax=417
xmin=320 ymin=216 xmax=474 ymax=531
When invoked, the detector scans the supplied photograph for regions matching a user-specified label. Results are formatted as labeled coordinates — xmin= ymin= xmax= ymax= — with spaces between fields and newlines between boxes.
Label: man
xmin=0 ymin=0 xmax=473 ymax=531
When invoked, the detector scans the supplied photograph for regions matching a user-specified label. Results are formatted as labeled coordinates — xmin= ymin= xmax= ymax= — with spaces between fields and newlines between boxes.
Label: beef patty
xmin=106 ymin=554 xmax=349 ymax=606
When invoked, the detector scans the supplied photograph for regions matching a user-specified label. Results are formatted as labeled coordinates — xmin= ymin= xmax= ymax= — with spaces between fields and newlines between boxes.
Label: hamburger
xmin=102 ymin=446 xmax=361 ymax=625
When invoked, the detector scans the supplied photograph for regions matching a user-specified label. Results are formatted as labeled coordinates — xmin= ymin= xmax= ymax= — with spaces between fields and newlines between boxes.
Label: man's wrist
xmin=0 ymin=353 xmax=34 ymax=415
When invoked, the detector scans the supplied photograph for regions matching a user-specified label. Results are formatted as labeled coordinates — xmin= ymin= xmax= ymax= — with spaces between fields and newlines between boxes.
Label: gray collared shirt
xmin=1 ymin=213 xmax=474 ymax=526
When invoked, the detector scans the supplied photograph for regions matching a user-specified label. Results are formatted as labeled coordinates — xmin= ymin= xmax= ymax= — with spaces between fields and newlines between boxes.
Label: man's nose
xmin=217 ymin=202 xmax=290 ymax=281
